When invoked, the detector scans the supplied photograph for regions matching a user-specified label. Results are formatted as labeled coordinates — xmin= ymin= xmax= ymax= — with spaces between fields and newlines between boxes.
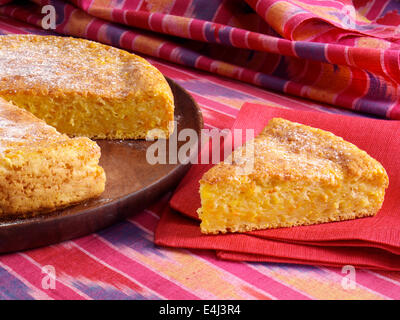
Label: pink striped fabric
xmin=0 ymin=0 xmax=399 ymax=118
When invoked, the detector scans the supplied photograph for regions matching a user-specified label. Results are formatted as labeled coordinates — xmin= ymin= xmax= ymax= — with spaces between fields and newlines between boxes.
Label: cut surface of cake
xmin=0 ymin=98 xmax=106 ymax=218
xmin=198 ymin=118 xmax=389 ymax=234
xmin=0 ymin=35 xmax=174 ymax=139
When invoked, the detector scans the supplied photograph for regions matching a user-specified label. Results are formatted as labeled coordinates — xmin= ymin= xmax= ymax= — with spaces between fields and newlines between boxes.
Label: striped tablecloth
xmin=0 ymin=1 xmax=400 ymax=300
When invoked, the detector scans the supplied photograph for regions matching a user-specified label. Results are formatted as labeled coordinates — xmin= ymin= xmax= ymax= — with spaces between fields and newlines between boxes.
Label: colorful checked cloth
xmin=0 ymin=0 xmax=399 ymax=118
xmin=0 ymin=0 xmax=400 ymax=300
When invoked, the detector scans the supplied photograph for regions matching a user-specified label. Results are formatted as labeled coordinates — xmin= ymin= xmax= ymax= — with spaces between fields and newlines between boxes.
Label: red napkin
xmin=155 ymin=205 xmax=400 ymax=270
xmin=155 ymin=103 xmax=400 ymax=270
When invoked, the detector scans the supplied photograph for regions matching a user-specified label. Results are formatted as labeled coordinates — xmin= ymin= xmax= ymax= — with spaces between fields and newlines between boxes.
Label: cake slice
xmin=0 ymin=34 xmax=174 ymax=139
xmin=198 ymin=118 xmax=389 ymax=234
xmin=0 ymin=98 xmax=106 ymax=218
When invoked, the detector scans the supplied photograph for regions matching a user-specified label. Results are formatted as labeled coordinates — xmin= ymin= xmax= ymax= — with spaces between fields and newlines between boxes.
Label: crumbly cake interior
xmin=0 ymin=35 xmax=174 ymax=139
xmin=198 ymin=118 xmax=389 ymax=234
xmin=0 ymin=98 xmax=105 ymax=217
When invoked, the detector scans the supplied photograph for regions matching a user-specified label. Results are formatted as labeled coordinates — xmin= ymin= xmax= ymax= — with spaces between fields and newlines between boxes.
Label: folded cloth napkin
xmin=155 ymin=103 xmax=400 ymax=270
xmin=155 ymin=205 xmax=400 ymax=271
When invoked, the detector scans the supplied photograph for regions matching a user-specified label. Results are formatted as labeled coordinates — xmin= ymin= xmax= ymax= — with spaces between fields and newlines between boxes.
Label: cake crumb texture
xmin=0 ymin=97 xmax=106 ymax=217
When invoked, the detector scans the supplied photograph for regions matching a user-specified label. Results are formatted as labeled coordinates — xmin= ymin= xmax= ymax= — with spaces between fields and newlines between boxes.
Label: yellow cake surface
xmin=198 ymin=118 xmax=389 ymax=234
xmin=0 ymin=98 xmax=105 ymax=217
xmin=0 ymin=34 xmax=174 ymax=139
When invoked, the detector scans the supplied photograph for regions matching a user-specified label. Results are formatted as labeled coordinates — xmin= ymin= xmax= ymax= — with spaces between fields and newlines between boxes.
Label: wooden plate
xmin=0 ymin=78 xmax=203 ymax=254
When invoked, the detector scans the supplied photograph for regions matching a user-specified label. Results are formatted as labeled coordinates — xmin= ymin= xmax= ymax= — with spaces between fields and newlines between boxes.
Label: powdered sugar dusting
xmin=0 ymin=117 xmax=37 ymax=141
xmin=0 ymin=35 xmax=157 ymax=97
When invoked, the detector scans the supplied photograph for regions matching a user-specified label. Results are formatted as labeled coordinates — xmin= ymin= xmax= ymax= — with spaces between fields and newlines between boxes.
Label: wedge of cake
xmin=0 ymin=34 xmax=174 ymax=139
xmin=198 ymin=118 xmax=389 ymax=234
xmin=0 ymin=98 xmax=106 ymax=217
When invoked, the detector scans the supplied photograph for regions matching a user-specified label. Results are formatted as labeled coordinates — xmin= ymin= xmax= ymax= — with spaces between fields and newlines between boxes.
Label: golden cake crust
xmin=201 ymin=118 xmax=388 ymax=186
xmin=199 ymin=118 xmax=389 ymax=234
xmin=0 ymin=34 xmax=174 ymax=139
xmin=0 ymin=34 xmax=170 ymax=99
